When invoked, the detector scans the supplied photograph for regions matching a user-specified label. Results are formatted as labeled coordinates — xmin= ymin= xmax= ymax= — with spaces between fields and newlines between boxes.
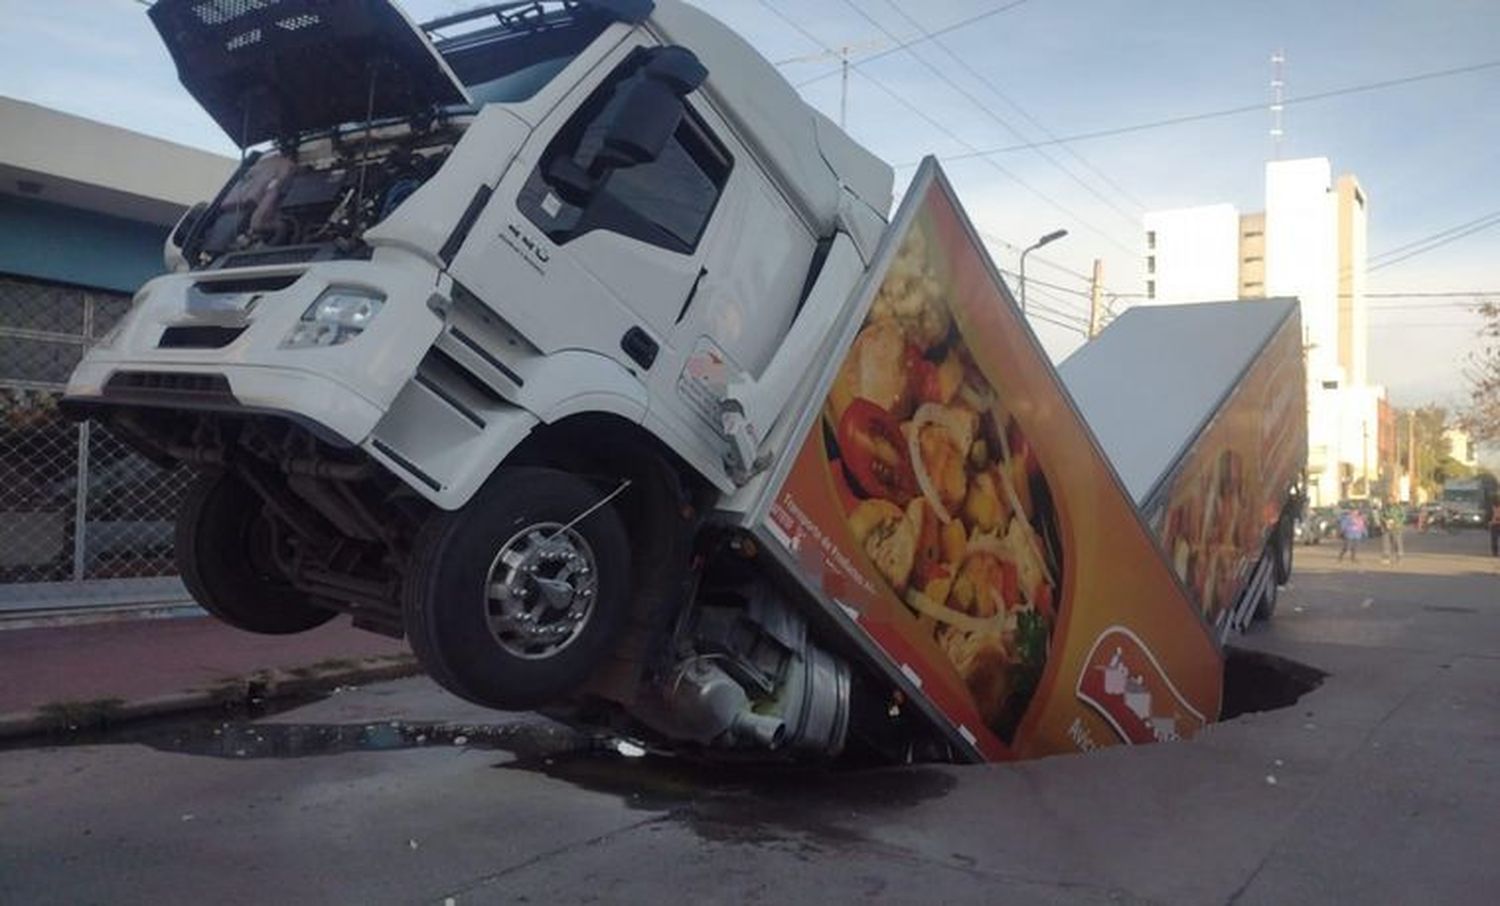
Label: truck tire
xmin=1254 ymin=575 xmax=1278 ymax=622
xmin=176 ymin=471 xmax=336 ymax=635
xmin=1273 ymin=516 xmax=1295 ymax=586
xmin=403 ymin=468 xmax=632 ymax=711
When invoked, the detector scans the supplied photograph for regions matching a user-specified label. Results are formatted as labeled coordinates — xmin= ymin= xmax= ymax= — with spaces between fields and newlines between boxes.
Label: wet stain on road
xmin=504 ymin=748 xmax=959 ymax=854
xmin=118 ymin=718 xmax=589 ymax=760
xmin=3 ymin=703 xmax=592 ymax=762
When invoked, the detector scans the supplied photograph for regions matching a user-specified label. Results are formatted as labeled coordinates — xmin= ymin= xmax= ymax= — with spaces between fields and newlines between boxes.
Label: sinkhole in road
xmin=1219 ymin=646 xmax=1328 ymax=720
xmin=7 ymin=647 xmax=1326 ymax=767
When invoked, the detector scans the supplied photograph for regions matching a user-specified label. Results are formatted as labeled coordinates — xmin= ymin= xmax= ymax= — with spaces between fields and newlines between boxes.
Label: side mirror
xmin=591 ymin=47 xmax=708 ymax=175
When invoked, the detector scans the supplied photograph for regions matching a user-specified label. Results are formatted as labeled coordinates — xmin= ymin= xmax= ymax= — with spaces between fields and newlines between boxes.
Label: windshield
xmin=430 ymin=3 xmax=615 ymax=106
xmin=1444 ymin=488 xmax=1481 ymax=506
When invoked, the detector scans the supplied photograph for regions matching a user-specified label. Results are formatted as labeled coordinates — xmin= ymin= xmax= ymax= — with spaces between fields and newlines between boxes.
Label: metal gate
xmin=0 ymin=275 xmax=194 ymax=615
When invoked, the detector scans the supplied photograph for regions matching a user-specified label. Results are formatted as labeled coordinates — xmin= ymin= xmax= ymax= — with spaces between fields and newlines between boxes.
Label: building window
xmin=1243 ymin=230 xmax=1264 ymax=239
xmin=1146 ymin=280 xmax=1156 ymax=300
xmin=1243 ymin=256 xmax=1263 ymax=264
xmin=1146 ymin=230 xmax=1156 ymax=251
xmin=1146 ymin=256 xmax=1156 ymax=275
xmin=1322 ymin=380 xmax=1339 ymax=390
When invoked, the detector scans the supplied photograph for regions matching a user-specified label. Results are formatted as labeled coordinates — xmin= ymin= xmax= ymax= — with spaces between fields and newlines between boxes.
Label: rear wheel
xmin=176 ymin=470 xmax=336 ymax=635
xmin=403 ymin=468 xmax=632 ymax=711
xmin=1273 ymin=515 xmax=1295 ymax=586
xmin=1254 ymin=575 xmax=1279 ymax=622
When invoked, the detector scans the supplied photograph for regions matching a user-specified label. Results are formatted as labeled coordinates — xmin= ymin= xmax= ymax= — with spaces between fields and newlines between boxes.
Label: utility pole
xmin=1408 ymin=411 xmax=1418 ymax=502
xmin=1362 ymin=420 xmax=1370 ymax=498
xmin=1088 ymin=259 xmax=1105 ymax=339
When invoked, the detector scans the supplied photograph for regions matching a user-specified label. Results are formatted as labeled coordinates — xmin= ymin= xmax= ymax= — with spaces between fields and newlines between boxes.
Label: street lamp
xmin=1019 ymin=228 xmax=1069 ymax=315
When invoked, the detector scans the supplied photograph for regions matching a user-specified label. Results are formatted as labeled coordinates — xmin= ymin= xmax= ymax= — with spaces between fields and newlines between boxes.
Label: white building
xmin=1142 ymin=157 xmax=1382 ymax=506
xmin=1143 ymin=204 xmax=1242 ymax=305
xmin=1443 ymin=428 xmax=1480 ymax=468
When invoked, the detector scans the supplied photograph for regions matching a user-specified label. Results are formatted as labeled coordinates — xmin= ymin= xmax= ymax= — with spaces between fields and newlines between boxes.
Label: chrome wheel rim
xmin=484 ymin=523 xmax=599 ymax=660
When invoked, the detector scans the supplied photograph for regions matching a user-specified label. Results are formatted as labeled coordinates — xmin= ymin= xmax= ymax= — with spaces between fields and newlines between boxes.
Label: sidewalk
xmin=0 ymin=615 xmax=414 ymax=738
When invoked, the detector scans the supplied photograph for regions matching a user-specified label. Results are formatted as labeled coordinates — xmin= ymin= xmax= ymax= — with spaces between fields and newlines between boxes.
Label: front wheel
xmin=402 ymin=468 xmax=632 ymax=711
xmin=176 ymin=470 xmax=336 ymax=635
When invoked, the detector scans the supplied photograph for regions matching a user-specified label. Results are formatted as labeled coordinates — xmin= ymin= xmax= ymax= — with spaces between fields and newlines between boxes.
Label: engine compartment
xmin=184 ymin=122 xmax=464 ymax=270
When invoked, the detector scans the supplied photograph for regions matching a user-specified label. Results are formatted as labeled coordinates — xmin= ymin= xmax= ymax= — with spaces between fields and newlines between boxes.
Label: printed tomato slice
xmin=838 ymin=399 xmax=919 ymax=504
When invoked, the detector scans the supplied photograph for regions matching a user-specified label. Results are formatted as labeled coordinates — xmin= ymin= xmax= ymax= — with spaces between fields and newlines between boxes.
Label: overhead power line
xmin=1372 ymin=209 xmax=1500 ymax=261
xmin=981 ymin=232 xmax=1097 ymax=284
xmin=755 ymin=0 xmax=1139 ymax=258
xmin=794 ymin=0 xmax=1035 ymax=89
xmin=1372 ymin=214 xmax=1500 ymax=273
xmin=1364 ymin=290 xmax=1500 ymax=298
xmin=998 ymin=269 xmax=1093 ymax=302
xmin=903 ymin=58 xmax=1500 ymax=165
xmin=858 ymin=0 xmax=1144 ymax=228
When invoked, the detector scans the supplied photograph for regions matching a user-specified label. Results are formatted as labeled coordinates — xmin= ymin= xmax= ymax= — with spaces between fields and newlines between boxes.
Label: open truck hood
xmin=149 ymin=0 xmax=471 ymax=147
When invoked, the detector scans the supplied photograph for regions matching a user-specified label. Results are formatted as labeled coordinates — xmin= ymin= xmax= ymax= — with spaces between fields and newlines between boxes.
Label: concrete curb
xmin=0 ymin=654 xmax=421 ymax=742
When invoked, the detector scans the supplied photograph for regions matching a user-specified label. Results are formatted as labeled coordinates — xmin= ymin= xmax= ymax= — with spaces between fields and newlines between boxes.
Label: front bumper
xmin=63 ymin=259 xmax=448 ymax=446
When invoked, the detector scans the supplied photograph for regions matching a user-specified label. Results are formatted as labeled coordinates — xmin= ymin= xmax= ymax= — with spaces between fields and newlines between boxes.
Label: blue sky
xmin=3 ymin=0 xmax=1497 ymax=410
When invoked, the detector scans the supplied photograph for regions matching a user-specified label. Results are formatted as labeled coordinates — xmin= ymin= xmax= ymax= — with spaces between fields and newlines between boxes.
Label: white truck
xmin=65 ymin=0 xmax=1256 ymax=763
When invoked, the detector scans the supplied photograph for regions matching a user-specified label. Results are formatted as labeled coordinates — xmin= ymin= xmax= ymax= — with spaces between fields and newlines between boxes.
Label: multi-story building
xmin=1142 ymin=204 xmax=1241 ymax=305
xmin=1443 ymin=428 xmax=1480 ymax=469
xmin=1141 ymin=157 xmax=1382 ymax=506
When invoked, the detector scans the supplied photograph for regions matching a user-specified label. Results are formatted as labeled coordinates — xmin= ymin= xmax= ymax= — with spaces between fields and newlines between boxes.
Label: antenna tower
xmin=1270 ymin=50 xmax=1286 ymax=159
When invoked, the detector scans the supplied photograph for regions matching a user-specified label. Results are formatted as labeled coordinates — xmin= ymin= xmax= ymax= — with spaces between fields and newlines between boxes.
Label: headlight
xmin=281 ymin=287 xmax=386 ymax=349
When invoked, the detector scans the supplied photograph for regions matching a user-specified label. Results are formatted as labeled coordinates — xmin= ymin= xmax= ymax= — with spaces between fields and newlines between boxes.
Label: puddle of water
xmin=1220 ymin=646 xmax=1328 ymax=720
xmin=503 ymin=747 xmax=959 ymax=852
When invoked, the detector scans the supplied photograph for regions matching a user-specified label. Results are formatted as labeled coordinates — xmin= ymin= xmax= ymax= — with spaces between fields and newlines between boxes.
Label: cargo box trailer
xmin=1060 ymin=301 xmax=1309 ymax=639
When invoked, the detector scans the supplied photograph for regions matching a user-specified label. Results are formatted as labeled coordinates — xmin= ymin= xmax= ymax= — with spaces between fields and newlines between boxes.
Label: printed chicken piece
xmin=910 ymin=404 xmax=979 ymax=519
xmin=848 ymin=499 xmax=919 ymax=593
xmin=828 ymin=322 xmax=915 ymax=424
xmin=949 ymin=550 xmax=1012 ymax=619
xmin=964 ymin=470 xmax=1012 ymax=533
xmin=871 ymin=227 xmax=953 ymax=349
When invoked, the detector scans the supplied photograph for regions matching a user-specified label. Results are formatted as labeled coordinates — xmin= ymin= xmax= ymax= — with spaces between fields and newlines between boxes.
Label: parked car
xmin=1296 ymin=506 xmax=1338 ymax=545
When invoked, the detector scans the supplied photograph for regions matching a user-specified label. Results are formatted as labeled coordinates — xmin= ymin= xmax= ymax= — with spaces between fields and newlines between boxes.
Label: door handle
xmin=675 ymin=267 xmax=709 ymax=325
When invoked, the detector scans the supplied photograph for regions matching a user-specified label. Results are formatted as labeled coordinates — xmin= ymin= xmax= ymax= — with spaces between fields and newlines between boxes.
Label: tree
xmin=1394 ymin=404 xmax=1462 ymax=498
xmin=1462 ymin=299 xmax=1499 ymax=445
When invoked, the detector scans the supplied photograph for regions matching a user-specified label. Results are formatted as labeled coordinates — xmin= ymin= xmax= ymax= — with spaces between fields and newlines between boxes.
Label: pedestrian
xmin=1381 ymin=498 xmax=1406 ymax=564
xmin=1337 ymin=508 xmax=1366 ymax=563
xmin=1490 ymin=500 xmax=1500 ymax=558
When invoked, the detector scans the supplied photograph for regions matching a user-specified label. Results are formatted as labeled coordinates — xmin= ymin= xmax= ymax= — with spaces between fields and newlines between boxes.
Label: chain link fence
xmin=0 ymin=275 xmax=194 ymax=614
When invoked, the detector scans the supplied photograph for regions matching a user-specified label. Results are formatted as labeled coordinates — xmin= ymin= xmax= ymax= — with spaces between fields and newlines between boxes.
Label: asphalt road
xmin=2 ymin=531 xmax=1496 ymax=905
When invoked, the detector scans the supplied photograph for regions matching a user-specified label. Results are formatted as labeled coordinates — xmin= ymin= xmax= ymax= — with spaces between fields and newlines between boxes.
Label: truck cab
xmin=65 ymin=0 xmax=893 ymax=754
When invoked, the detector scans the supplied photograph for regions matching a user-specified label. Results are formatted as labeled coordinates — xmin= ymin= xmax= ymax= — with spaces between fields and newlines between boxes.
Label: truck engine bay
xmin=182 ymin=123 xmax=463 ymax=270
